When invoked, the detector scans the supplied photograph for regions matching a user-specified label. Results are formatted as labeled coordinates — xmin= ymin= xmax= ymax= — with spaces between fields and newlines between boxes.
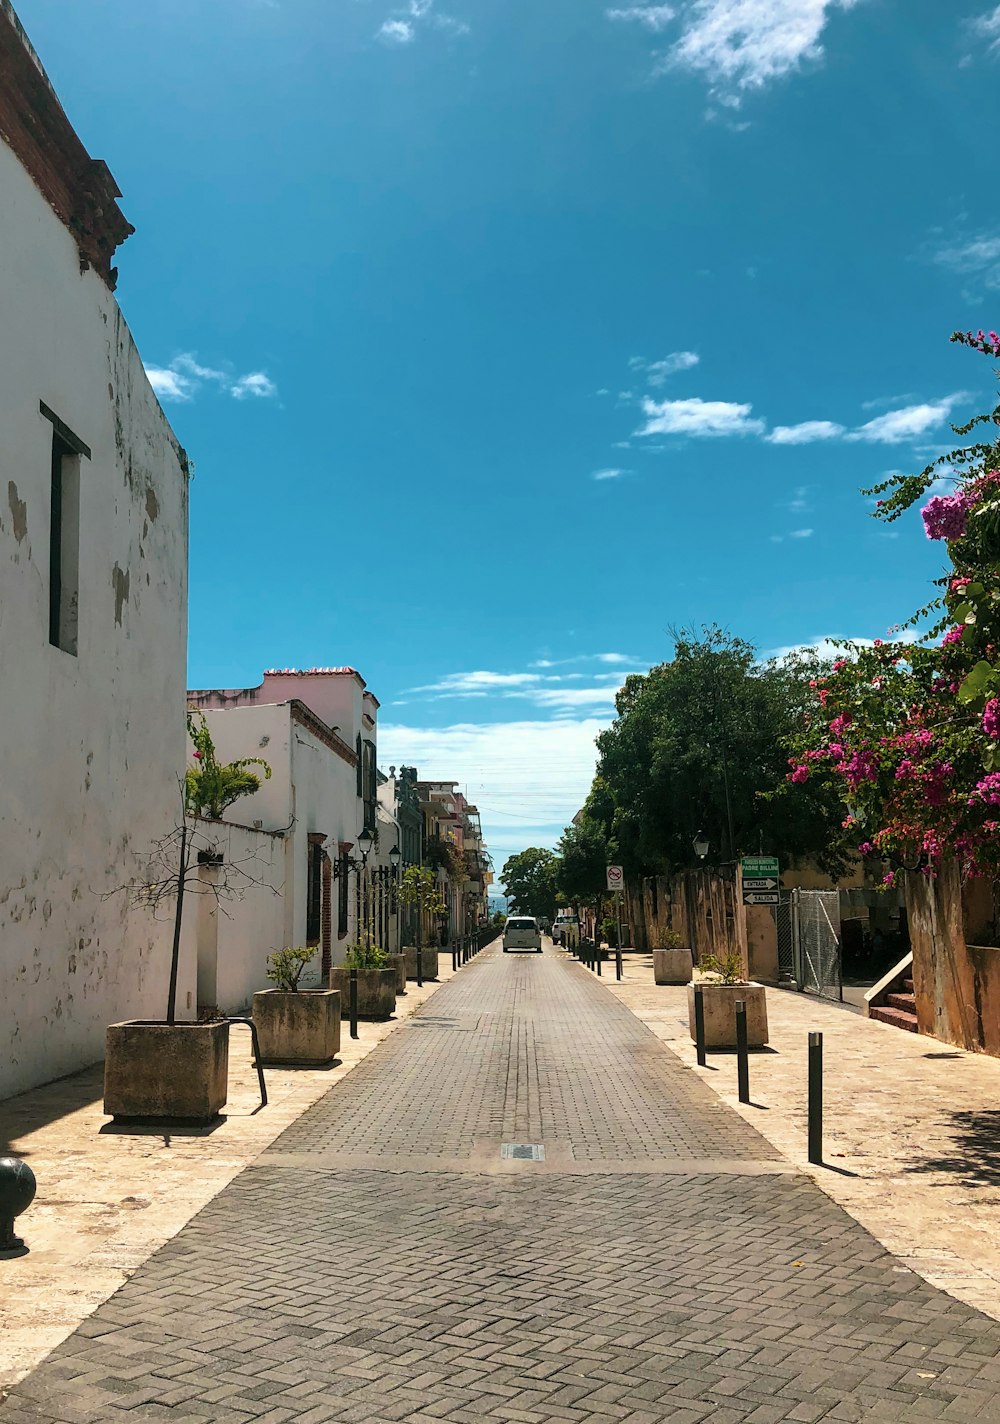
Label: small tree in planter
xmin=398 ymin=866 xmax=447 ymax=981
xmin=689 ymin=947 xmax=768 ymax=1048
xmin=330 ymin=936 xmax=396 ymax=1019
xmin=652 ymin=926 xmax=693 ymax=986
xmin=104 ymin=713 xmax=272 ymax=1123
xmin=253 ymin=946 xmax=341 ymax=1066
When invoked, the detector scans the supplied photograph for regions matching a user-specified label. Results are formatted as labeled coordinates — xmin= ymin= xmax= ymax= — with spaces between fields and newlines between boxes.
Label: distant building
xmin=187 ymin=668 xmax=387 ymax=997
xmin=0 ymin=3 xmax=190 ymax=1098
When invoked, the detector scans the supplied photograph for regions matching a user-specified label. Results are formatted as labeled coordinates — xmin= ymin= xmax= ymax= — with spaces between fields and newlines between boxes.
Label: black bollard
xmin=808 ymin=1031 xmax=823 ymax=1164
xmin=596 ymin=945 xmax=602 ymax=976
xmin=349 ymin=966 xmax=359 ymax=1040
xmin=615 ymin=942 xmax=623 ymax=981
xmin=735 ymin=999 xmax=750 ymax=1103
xmin=0 ymin=1157 xmax=36 ymax=1251
xmin=693 ymin=984 xmax=706 ymax=1067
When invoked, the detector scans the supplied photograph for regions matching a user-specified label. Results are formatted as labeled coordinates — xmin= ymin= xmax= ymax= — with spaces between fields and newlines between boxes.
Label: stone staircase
xmin=868 ymin=974 xmax=918 ymax=1033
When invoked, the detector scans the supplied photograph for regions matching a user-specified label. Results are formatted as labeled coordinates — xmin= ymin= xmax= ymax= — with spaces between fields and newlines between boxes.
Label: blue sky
xmin=17 ymin=0 xmax=1000 ymax=867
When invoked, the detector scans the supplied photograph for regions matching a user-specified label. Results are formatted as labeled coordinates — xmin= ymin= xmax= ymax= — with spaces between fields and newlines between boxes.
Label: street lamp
xmin=389 ymin=844 xmax=402 ymax=953
xmin=356 ymin=828 xmax=374 ymax=940
xmin=693 ymin=831 xmax=709 ymax=862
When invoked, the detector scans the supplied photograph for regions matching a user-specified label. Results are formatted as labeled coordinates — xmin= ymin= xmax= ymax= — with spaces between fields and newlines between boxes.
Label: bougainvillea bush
xmin=790 ymin=330 xmax=1000 ymax=883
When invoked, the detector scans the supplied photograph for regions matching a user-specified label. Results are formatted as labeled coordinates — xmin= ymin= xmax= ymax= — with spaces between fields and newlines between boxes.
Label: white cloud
xmin=377 ymin=0 xmax=467 ymax=44
xmin=378 ymin=18 xmax=415 ymax=41
xmin=663 ymin=0 xmax=863 ymax=93
xmin=231 ymin=372 xmax=278 ymax=401
xmin=378 ymin=717 xmax=608 ymax=862
xmin=789 ymin=528 xmax=814 ymax=538
xmin=933 ymin=229 xmax=1000 ymax=290
xmin=847 ymin=398 xmax=958 ymax=445
xmin=766 ymin=419 xmax=846 ymax=444
xmin=592 ymin=467 xmax=627 ymax=481
xmin=606 ymin=3 xmax=676 ymax=30
xmin=411 ymin=671 xmax=545 ymax=695
xmin=145 ymin=367 xmax=194 ymax=402
xmin=969 ymin=5 xmax=1000 ymax=53
xmin=144 ymin=352 xmax=278 ymax=404
xmin=636 ymin=395 xmax=765 ymax=438
xmin=629 ymin=351 xmax=700 ymax=386
xmin=596 ymin=652 xmax=632 ymax=664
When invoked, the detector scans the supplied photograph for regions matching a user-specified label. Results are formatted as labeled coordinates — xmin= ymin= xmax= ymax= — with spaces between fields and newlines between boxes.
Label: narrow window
xmin=41 ymin=403 xmax=89 ymax=656
xmin=306 ymin=836 xmax=323 ymax=945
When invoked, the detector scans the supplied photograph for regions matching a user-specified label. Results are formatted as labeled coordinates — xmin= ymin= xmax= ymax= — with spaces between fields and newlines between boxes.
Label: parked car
xmin=502 ymin=916 xmax=542 ymax=953
xmin=552 ymin=911 xmax=579 ymax=946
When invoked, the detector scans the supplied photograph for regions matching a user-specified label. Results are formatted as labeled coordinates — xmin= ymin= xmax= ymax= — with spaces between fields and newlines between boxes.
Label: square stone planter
xmin=653 ymin=948 xmax=693 ymax=985
xmin=687 ymin=982 xmax=768 ymax=1048
xmin=403 ymin=946 xmax=439 ymax=982
xmin=104 ymin=1020 xmax=229 ymax=1124
xmin=385 ymin=953 xmax=407 ymax=995
xmin=330 ymin=967 xmax=397 ymax=1020
xmin=252 ymin=988 xmax=341 ymax=1065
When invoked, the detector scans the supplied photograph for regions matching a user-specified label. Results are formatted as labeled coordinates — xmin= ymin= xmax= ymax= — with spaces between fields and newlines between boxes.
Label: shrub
xmin=699 ymin=948 xmax=746 ymax=985
xmin=266 ymin=945 xmax=317 ymax=992
xmin=344 ymin=939 xmax=387 ymax=970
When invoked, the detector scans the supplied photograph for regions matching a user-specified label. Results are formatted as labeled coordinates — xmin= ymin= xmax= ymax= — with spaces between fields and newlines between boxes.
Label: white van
xmin=502 ymin=916 xmax=542 ymax=953
xmin=552 ymin=911 xmax=579 ymax=947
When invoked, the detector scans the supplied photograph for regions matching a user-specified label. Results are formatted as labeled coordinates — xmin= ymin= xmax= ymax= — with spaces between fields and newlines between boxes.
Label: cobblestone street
xmin=6 ymin=943 xmax=1000 ymax=1423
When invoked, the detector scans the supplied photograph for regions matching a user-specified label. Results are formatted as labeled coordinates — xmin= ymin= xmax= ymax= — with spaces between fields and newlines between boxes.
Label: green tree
xmin=501 ymin=848 xmax=559 ymax=919
xmin=594 ymin=628 xmax=850 ymax=876
xmin=557 ymin=814 xmax=612 ymax=927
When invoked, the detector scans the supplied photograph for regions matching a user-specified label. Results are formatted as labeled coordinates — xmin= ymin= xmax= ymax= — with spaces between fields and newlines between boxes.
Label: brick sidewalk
xmin=6 ymin=943 xmax=1000 ymax=1421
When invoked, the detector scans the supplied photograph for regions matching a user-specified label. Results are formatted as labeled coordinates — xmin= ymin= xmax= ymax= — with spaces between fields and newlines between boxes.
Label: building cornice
xmin=290 ymin=699 xmax=357 ymax=766
xmin=0 ymin=2 xmax=133 ymax=288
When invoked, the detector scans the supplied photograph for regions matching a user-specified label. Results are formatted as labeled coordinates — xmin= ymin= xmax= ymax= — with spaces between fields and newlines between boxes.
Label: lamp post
xmin=356 ymin=826 xmax=373 ymax=942
xmin=693 ymin=831 xmax=709 ymax=863
xmin=389 ymin=844 xmax=401 ymax=951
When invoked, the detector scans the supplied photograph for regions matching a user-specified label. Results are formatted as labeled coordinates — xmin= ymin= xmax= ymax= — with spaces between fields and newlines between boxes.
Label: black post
xmin=596 ymin=943 xmax=602 ymax=976
xmin=349 ymin=966 xmax=359 ymax=1040
xmin=735 ymin=999 xmax=750 ymax=1104
xmin=808 ymin=1031 xmax=823 ymax=1164
xmin=615 ymin=941 xmax=623 ymax=981
xmin=694 ymin=984 xmax=706 ymax=1067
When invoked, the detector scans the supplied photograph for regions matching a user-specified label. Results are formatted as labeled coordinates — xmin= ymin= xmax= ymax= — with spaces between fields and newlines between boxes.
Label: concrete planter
xmin=104 ymin=1020 xmax=229 ymax=1124
xmin=403 ymin=946 xmax=439 ymax=982
xmin=330 ymin=967 xmax=397 ymax=1021
xmin=687 ymin=982 xmax=768 ymax=1048
xmin=385 ymin=953 xmax=407 ymax=995
xmin=252 ymin=988 xmax=341 ymax=1065
xmin=653 ymin=948 xmax=693 ymax=985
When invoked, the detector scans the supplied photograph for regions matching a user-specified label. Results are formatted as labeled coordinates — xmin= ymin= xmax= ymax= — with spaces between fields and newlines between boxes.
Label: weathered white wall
xmin=0 ymin=135 xmax=189 ymax=1098
xmin=196 ymin=704 xmax=363 ymax=987
xmin=178 ymin=821 xmax=286 ymax=1016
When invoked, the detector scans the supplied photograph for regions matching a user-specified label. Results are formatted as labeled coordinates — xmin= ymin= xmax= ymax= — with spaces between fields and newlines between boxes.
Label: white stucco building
xmin=0 ymin=3 xmax=190 ymax=1098
xmin=187 ymin=668 xmax=399 ymax=1002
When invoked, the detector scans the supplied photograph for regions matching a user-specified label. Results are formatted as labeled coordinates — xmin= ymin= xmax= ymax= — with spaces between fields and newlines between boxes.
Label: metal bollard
xmin=693 ymin=984 xmax=706 ymax=1067
xmin=596 ymin=945 xmax=602 ymax=976
xmin=349 ymin=966 xmax=359 ymax=1040
xmin=735 ymin=999 xmax=750 ymax=1104
xmin=615 ymin=941 xmax=623 ymax=981
xmin=808 ymin=1031 xmax=823 ymax=1164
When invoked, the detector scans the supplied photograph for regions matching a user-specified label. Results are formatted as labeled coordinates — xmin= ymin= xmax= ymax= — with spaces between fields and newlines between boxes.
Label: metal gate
xmin=777 ymin=889 xmax=842 ymax=1001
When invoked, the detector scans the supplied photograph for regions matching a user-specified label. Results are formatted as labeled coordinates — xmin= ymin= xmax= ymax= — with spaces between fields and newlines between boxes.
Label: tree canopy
xmin=586 ymin=628 xmax=851 ymax=877
xmin=500 ymin=847 xmax=559 ymax=919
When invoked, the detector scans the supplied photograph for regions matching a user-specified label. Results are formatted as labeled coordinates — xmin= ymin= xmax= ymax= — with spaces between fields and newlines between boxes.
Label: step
xmin=870 ymin=1004 xmax=919 ymax=1033
xmin=885 ymin=991 xmax=916 ymax=1013
xmin=903 ymin=977 xmax=914 ymax=993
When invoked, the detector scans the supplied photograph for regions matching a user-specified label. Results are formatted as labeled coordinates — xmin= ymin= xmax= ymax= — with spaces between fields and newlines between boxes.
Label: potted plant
xmin=687 ymin=948 xmax=768 ymax=1048
xmin=398 ymin=866 xmax=446 ymax=981
xmin=330 ymin=938 xmax=397 ymax=1020
xmin=653 ymin=927 xmax=693 ymax=985
xmin=252 ymin=946 xmax=342 ymax=1065
xmin=104 ymin=712 xmax=271 ymax=1124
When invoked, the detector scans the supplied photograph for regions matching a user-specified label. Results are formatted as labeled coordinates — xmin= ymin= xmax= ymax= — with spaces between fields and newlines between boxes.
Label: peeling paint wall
xmin=0 ymin=133 xmax=189 ymax=1099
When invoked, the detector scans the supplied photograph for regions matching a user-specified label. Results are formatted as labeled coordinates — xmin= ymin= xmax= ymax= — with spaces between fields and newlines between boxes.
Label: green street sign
xmin=742 ymin=856 xmax=779 ymax=876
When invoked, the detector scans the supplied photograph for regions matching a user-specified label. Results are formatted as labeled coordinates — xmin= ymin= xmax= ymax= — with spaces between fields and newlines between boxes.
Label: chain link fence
xmin=776 ymin=889 xmax=842 ymax=1001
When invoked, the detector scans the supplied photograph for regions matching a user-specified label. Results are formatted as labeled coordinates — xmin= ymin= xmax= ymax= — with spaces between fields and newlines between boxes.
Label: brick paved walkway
xmin=6 ymin=944 xmax=1000 ymax=1422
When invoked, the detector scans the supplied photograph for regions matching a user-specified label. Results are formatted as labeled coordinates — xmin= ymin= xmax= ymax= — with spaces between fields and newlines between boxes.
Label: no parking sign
xmin=606 ymin=865 xmax=624 ymax=892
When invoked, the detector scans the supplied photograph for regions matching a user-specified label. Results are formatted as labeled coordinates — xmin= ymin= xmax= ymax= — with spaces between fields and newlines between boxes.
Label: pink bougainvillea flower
xmin=922 ymin=492 xmax=970 ymax=541
xmin=984 ymin=698 xmax=1000 ymax=740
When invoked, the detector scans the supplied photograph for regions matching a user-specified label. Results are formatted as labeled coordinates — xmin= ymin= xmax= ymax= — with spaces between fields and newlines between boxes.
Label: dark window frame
xmin=306 ymin=835 xmax=324 ymax=947
xmin=41 ymin=403 xmax=89 ymax=657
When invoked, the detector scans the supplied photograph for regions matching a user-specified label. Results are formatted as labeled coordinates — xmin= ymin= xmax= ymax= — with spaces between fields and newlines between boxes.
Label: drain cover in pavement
xmin=500 ymin=1143 xmax=545 ymax=1161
